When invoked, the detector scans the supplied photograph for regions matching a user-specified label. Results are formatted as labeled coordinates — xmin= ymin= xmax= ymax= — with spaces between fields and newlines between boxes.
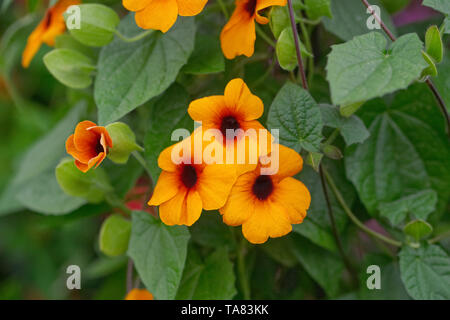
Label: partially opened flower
xmin=22 ymin=0 xmax=80 ymax=68
xmin=148 ymin=131 xmax=237 ymax=226
xmin=123 ymin=0 xmax=208 ymax=33
xmin=66 ymin=121 xmax=113 ymax=173
xmin=221 ymin=0 xmax=286 ymax=59
xmin=220 ymin=144 xmax=311 ymax=244
xmin=188 ymin=78 xmax=273 ymax=174
xmin=125 ymin=288 xmax=154 ymax=300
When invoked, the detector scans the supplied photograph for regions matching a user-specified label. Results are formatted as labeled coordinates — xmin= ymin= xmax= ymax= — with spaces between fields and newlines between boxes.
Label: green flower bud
xmin=106 ymin=122 xmax=143 ymax=164
xmin=99 ymin=214 xmax=131 ymax=257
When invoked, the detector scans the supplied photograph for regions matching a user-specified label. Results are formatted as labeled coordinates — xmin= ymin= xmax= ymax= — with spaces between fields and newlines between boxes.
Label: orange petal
xmin=135 ymin=0 xmax=179 ymax=32
xmin=224 ymin=78 xmax=263 ymax=120
xmin=177 ymin=0 xmax=208 ymax=16
xmin=21 ymin=19 xmax=47 ymax=68
xmin=196 ymin=164 xmax=237 ymax=210
xmin=184 ymin=190 xmax=203 ymax=226
xmin=159 ymin=188 xmax=188 ymax=225
xmin=220 ymin=7 xmax=256 ymax=59
xmin=271 ymin=144 xmax=303 ymax=180
xmin=158 ymin=144 xmax=178 ymax=172
xmin=125 ymin=288 xmax=154 ymax=300
xmin=123 ymin=0 xmax=153 ymax=11
xmin=255 ymin=0 xmax=286 ymax=24
xmin=188 ymin=95 xmax=226 ymax=124
xmin=74 ymin=160 xmax=89 ymax=173
xmin=220 ymin=171 xmax=256 ymax=226
xmin=88 ymin=126 xmax=113 ymax=148
xmin=272 ymin=177 xmax=310 ymax=224
xmin=242 ymin=198 xmax=292 ymax=244
xmin=148 ymin=171 xmax=180 ymax=206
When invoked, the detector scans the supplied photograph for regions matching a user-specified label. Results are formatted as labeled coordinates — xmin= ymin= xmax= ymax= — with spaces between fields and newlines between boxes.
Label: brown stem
xmin=287 ymin=0 xmax=308 ymax=90
xmin=361 ymin=0 xmax=396 ymax=41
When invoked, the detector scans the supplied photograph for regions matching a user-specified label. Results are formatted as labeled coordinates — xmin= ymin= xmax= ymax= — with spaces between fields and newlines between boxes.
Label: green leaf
xmin=399 ymin=244 xmax=450 ymax=299
xmin=425 ymin=25 xmax=443 ymax=63
xmin=54 ymin=34 xmax=94 ymax=59
xmin=176 ymin=247 xmax=236 ymax=299
xmin=144 ymin=84 xmax=192 ymax=179
xmin=0 ymin=103 xmax=84 ymax=216
xmin=433 ymin=55 xmax=450 ymax=108
xmin=444 ymin=16 xmax=450 ymax=34
xmin=276 ymin=27 xmax=312 ymax=71
xmin=380 ymin=0 xmax=410 ymax=13
xmin=55 ymin=158 xmax=111 ymax=203
xmin=291 ymin=234 xmax=344 ymax=297
xmin=16 ymin=171 xmax=86 ymax=215
xmin=65 ymin=4 xmax=120 ymax=47
xmin=327 ymin=32 xmax=427 ymax=106
xmin=421 ymin=51 xmax=438 ymax=78
xmin=128 ymin=211 xmax=190 ymax=300
xmin=182 ymin=34 xmax=224 ymax=75
xmin=305 ymin=151 xmax=323 ymax=171
xmin=423 ymin=0 xmax=450 ymax=15
xmin=403 ymin=220 xmax=433 ymax=241
xmin=345 ymin=84 xmax=450 ymax=217
xmin=269 ymin=6 xmax=290 ymax=39
xmin=190 ymin=213 xmax=236 ymax=249
xmin=94 ymin=15 xmax=196 ymax=124
xmin=304 ymin=0 xmax=332 ymax=20
xmin=267 ymin=82 xmax=323 ymax=152
xmin=99 ymin=214 xmax=132 ymax=257
xmin=379 ymin=190 xmax=438 ymax=226
xmin=323 ymin=0 xmax=396 ymax=41
xmin=43 ymin=49 xmax=95 ymax=89
xmin=261 ymin=237 xmax=299 ymax=268
xmin=320 ymin=104 xmax=370 ymax=146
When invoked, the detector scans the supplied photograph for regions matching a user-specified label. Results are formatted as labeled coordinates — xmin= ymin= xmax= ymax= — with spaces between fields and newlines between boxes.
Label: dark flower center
xmin=220 ymin=115 xmax=241 ymax=138
xmin=95 ymin=140 xmax=104 ymax=154
xmin=181 ymin=165 xmax=198 ymax=189
xmin=244 ymin=0 xmax=258 ymax=16
xmin=252 ymin=175 xmax=273 ymax=200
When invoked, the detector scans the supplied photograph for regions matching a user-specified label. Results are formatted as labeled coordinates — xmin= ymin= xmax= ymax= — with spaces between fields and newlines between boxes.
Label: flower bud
xmin=99 ymin=214 xmax=131 ymax=257
xmin=106 ymin=122 xmax=143 ymax=164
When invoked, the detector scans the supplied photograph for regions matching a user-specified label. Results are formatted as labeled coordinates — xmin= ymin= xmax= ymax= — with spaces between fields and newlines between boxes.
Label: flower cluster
xmin=149 ymin=79 xmax=311 ymax=244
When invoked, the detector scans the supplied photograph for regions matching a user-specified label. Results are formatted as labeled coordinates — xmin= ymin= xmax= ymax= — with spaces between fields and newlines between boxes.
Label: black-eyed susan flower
xmin=22 ymin=0 xmax=80 ymax=68
xmin=148 ymin=130 xmax=237 ymax=226
xmin=123 ymin=0 xmax=208 ymax=33
xmin=125 ymin=288 xmax=154 ymax=300
xmin=220 ymin=144 xmax=311 ymax=244
xmin=220 ymin=0 xmax=287 ymax=59
xmin=188 ymin=78 xmax=273 ymax=175
xmin=66 ymin=121 xmax=113 ymax=173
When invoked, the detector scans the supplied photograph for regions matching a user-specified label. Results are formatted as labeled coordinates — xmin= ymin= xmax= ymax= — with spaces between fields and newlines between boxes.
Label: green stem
xmin=255 ymin=25 xmax=276 ymax=48
xmin=323 ymin=167 xmax=402 ymax=247
xmin=429 ymin=230 xmax=450 ymax=244
xmin=132 ymin=151 xmax=153 ymax=186
xmin=325 ymin=128 xmax=340 ymax=145
xmin=217 ymin=0 xmax=229 ymax=19
xmin=298 ymin=18 xmax=314 ymax=87
xmin=115 ymin=30 xmax=154 ymax=43
xmin=237 ymin=235 xmax=251 ymax=300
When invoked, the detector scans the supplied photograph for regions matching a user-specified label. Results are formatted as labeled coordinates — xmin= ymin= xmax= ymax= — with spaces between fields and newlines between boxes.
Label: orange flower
xmin=220 ymin=144 xmax=311 ymax=244
xmin=148 ymin=131 xmax=237 ymax=226
xmin=188 ymin=78 xmax=273 ymax=174
xmin=125 ymin=288 xmax=154 ymax=300
xmin=66 ymin=121 xmax=113 ymax=173
xmin=123 ymin=0 xmax=208 ymax=33
xmin=221 ymin=0 xmax=286 ymax=59
xmin=22 ymin=0 xmax=80 ymax=68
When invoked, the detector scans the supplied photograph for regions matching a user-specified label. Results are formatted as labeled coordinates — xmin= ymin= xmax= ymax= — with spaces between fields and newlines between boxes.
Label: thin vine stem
xmin=126 ymin=259 xmax=133 ymax=293
xmin=115 ymin=29 xmax=154 ymax=43
xmin=237 ymin=234 xmax=251 ymax=300
xmin=361 ymin=0 xmax=450 ymax=137
xmin=217 ymin=0 xmax=229 ymax=19
xmin=322 ymin=166 xmax=403 ymax=247
xmin=287 ymin=0 xmax=308 ymax=90
xmin=298 ymin=17 xmax=314 ymax=86
xmin=319 ymin=165 xmax=357 ymax=284
xmin=256 ymin=25 xmax=276 ymax=48
xmin=429 ymin=230 xmax=450 ymax=244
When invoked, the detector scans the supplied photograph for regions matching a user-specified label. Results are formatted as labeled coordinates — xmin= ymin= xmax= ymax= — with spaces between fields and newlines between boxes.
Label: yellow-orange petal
xmin=123 ymin=0 xmax=153 ymax=12
xmin=158 ymin=144 xmax=178 ymax=172
xmin=196 ymin=164 xmax=237 ymax=210
xmin=220 ymin=171 xmax=256 ymax=226
xmin=242 ymin=198 xmax=292 ymax=244
xmin=125 ymin=288 xmax=154 ymax=300
xmin=187 ymin=95 xmax=226 ymax=124
xmin=159 ymin=188 xmax=187 ymax=225
xmin=177 ymin=0 xmax=208 ymax=16
xmin=220 ymin=10 xmax=256 ymax=59
xmin=224 ymin=78 xmax=263 ymax=120
xmin=148 ymin=171 xmax=180 ymax=206
xmin=135 ymin=0 xmax=179 ymax=32
xmin=273 ymin=177 xmax=310 ymax=224
xmin=273 ymin=144 xmax=303 ymax=180
xmin=185 ymin=190 xmax=203 ymax=226
xmin=22 ymin=24 xmax=45 ymax=68
xmin=255 ymin=0 xmax=286 ymax=24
